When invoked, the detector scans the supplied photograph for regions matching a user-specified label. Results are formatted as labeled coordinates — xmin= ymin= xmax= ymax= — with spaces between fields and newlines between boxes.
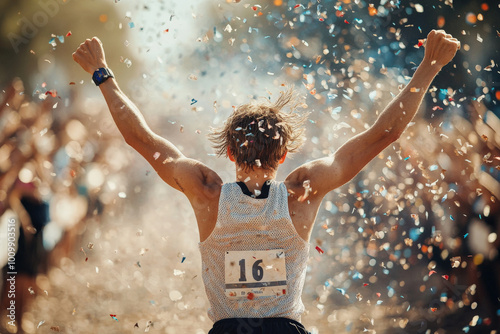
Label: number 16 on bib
xmin=225 ymin=249 xmax=288 ymax=298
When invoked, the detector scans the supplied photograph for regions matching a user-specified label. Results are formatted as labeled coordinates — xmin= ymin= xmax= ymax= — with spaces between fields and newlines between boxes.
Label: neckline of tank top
xmin=235 ymin=179 xmax=272 ymax=199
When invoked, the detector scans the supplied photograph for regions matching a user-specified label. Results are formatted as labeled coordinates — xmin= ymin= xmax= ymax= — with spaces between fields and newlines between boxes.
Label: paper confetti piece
xmin=315 ymin=246 xmax=324 ymax=254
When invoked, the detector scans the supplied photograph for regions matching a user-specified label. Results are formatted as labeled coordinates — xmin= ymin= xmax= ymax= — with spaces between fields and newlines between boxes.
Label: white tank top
xmin=198 ymin=180 xmax=310 ymax=323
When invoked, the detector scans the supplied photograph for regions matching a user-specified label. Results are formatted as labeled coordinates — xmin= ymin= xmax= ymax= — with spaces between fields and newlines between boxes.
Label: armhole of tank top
xmin=199 ymin=183 xmax=229 ymax=246
xmin=281 ymin=182 xmax=310 ymax=246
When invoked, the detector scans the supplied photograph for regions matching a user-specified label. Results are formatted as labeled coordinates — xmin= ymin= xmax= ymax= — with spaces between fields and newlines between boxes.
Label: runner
xmin=72 ymin=29 xmax=459 ymax=333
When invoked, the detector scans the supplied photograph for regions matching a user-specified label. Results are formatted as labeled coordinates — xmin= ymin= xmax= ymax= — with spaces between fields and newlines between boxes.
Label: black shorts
xmin=208 ymin=317 xmax=310 ymax=334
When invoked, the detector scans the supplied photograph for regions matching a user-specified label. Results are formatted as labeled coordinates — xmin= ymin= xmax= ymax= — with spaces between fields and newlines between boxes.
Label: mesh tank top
xmin=198 ymin=180 xmax=310 ymax=323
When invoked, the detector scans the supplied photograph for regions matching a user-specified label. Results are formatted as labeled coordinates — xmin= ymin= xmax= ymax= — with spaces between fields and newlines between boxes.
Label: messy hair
xmin=209 ymin=86 xmax=308 ymax=171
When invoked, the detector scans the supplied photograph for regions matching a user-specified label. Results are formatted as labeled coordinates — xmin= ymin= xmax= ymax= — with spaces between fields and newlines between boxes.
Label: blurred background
xmin=0 ymin=0 xmax=499 ymax=333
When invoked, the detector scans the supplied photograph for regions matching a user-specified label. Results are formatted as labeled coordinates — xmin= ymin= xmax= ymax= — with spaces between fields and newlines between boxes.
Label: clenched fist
xmin=423 ymin=30 xmax=460 ymax=69
xmin=73 ymin=37 xmax=108 ymax=74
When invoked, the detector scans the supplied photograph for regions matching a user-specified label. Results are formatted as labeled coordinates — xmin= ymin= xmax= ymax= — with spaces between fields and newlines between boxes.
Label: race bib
xmin=225 ymin=249 xmax=287 ymax=298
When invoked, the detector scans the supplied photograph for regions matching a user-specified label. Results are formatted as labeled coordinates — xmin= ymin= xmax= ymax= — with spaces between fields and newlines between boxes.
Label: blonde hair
xmin=209 ymin=87 xmax=308 ymax=171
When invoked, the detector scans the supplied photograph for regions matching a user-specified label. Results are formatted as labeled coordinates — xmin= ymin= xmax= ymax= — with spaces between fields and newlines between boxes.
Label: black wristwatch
xmin=92 ymin=67 xmax=114 ymax=86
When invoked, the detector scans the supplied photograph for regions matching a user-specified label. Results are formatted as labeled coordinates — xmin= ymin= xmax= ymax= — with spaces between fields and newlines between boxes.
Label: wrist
xmin=420 ymin=58 xmax=443 ymax=75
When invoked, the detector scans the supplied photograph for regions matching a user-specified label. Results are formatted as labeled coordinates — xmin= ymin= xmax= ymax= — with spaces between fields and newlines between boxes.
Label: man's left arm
xmin=287 ymin=30 xmax=460 ymax=197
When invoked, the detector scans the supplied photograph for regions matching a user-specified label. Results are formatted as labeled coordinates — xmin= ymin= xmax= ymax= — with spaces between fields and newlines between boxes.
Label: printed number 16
xmin=238 ymin=259 xmax=263 ymax=282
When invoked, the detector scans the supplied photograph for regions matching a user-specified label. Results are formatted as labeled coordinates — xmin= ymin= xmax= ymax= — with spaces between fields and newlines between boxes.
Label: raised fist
xmin=423 ymin=30 xmax=460 ymax=69
xmin=72 ymin=37 xmax=108 ymax=74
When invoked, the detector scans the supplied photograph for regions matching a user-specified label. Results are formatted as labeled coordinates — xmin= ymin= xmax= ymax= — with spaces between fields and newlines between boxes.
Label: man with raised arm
xmin=73 ymin=29 xmax=459 ymax=334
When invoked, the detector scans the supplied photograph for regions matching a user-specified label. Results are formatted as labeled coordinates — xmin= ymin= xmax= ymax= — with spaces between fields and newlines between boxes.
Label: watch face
xmin=93 ymin=68 xmax=112 ymax=85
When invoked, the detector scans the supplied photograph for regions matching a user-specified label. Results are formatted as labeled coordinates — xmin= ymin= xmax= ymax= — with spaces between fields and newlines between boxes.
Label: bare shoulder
xmin=173 ymin=158 xmax=222 ymax=200
xmin=284 ymin=161 xmax=332 ymax=200
xmin=173 ymin=159 xmax=222 ymax=242
xmin=284 ymin=165 xmax=325 ymax=242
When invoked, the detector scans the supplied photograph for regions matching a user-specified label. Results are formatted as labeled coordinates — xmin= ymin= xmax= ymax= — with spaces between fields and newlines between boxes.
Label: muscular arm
xmin=73 ymin=38 xmax=222 ymax=198
xmin=287 ymin=30 xmax=460 ymax=198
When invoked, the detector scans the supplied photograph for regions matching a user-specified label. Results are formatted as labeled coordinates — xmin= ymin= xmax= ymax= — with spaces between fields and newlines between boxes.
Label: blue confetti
xmin=190 ymin=98 xmax=198 ymax=105
xmin=129 ymin=22 xmax=135 ymax=28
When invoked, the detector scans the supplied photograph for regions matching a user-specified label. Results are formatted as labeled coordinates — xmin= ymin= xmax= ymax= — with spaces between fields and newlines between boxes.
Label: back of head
xmin=209 ymin=87 xmax=308 ymax=171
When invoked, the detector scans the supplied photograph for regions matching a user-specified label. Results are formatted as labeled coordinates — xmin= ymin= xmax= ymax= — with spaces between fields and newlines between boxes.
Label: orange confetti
xmin=45 ymin=90 xmax=57 ymax=97
xmin=431 ymin=307 xmax=437 ymax=312
xmin=437 ymin=15 xmax=445 ymax=28
xmin=368 ymin=6 xmax=377 ymax=16
xmin=376 ymin=292 xmax=381 ymax=298
xmin=247 ymin=292 xmax=255 ymax=300
xmin=99 ymin=14 xmax=108 ymax=23
xmin=465 ymin=13 xmax=477 ymax=24
xmin=274 ymin=0 xmax=283 ymax=6
xmin=481 ymin=3 xmax=489 ymax=11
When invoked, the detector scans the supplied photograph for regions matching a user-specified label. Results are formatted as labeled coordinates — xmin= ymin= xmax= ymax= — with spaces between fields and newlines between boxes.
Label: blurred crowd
xmin=0 ymin=78 xmax=129 ymax=333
